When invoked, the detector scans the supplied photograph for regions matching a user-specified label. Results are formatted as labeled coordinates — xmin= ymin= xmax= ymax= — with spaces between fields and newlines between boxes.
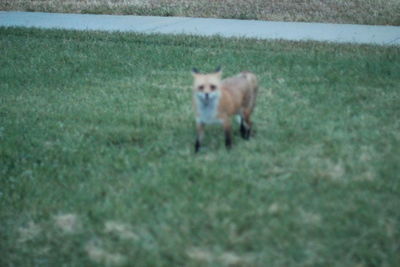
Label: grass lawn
xmin=1 ymin=0 xmax=400 ymax=26
xmin=1 ymin=27 xmax=400 ymax=266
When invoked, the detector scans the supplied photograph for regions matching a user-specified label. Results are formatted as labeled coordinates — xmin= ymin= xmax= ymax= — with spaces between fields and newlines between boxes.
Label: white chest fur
xmin=195 ymin=92 xmax=222 ymax=124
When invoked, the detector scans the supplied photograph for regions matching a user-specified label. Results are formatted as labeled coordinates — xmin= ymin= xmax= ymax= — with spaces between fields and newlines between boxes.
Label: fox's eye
xmin=198 ymin=85 xmax=204 ymax=91
xmin=210 ymin=85 xmax=216 ymax=91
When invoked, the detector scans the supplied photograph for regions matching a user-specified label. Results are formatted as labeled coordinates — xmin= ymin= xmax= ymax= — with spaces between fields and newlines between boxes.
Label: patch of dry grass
xmin=1 ymin=0 xmax=399 ymax=25
xmin=17 ymin=221 xmax=42 ymax=243
xmin=53 ymin=214 xmax=81 ymax=233
xmin=186 ymin=247 xmax=251 ymax=265
xmin=85 ymin=241 xmax=127 ymax=266
xmin=104 ymin=221 xmax=139 ymax=240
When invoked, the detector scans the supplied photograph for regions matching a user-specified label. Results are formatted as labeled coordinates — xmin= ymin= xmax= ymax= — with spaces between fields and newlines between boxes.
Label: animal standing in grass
xmin=191 ymin=67 xmax=258 ymax=152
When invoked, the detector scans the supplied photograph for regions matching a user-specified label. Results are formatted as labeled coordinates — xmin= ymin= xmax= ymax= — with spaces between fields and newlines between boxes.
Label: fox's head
xmin=191 ymin=67 xmax=222 ymax=105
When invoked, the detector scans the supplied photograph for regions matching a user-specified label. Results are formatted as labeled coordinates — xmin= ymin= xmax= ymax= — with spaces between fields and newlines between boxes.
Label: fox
xmin=191 ymin=66 xmax=258 ymax=153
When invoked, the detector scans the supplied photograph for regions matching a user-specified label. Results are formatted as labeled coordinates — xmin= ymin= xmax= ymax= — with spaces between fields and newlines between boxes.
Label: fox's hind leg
xmin=195 ymin=123 xmax=205 ymax=153
xmin=241 ymin=109 xmax=253 ymax=140
xmin=240 ymin=116 xmax=247 ymax=139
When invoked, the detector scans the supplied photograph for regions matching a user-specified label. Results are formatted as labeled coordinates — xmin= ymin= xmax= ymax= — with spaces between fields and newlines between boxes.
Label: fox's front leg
xmin=223 ymin=119 xmax=232 ymax=150
xmin=195 ymin=123 xmax=205 ymax=153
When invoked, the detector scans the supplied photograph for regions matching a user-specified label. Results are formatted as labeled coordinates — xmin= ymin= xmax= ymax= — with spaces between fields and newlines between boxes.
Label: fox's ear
xmin=215 ymin=66 xmax=222 ymax=77
xmin=192 ymin=68 xmax=200 ymax=76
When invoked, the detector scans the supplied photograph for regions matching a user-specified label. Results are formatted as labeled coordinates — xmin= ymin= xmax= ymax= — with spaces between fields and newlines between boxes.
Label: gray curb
xmin=1 ymin=11 xmax=399 ymax=46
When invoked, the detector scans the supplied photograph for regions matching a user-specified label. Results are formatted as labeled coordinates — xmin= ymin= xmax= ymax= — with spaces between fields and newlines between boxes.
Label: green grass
xmin=1 ymin=27 xmax=400 ymax=266
xmin=2 ymin=0 xmax=400 ymax=25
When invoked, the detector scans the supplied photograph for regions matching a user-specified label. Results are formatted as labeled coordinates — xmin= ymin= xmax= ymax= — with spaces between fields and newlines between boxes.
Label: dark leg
xmin=194 ymin=123 xmax=204 ymax=153
xmin=195 ymin=138 xmax=201 ymax=153
xmin=240 ymin=117 xmax=247 ymax=139
xmin=225 ymin=129 xmax=232 ymax=149
xmin=223 ymin=119 xmax=232 ymax=150
xmin=244 ymin=126 xmax=251 ymax=140
xmin=242 ymin=110 xmax=252 ymax=140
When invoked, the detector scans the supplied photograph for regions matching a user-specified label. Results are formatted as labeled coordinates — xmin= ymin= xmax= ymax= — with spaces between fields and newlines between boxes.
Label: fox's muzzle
xmin=197 ymin=91 xmax=219 ymax=106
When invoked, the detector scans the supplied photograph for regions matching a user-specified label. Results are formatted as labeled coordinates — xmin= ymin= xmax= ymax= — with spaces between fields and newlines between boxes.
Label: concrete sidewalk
xmin=1 ymin=11 xmax=400 ymax=46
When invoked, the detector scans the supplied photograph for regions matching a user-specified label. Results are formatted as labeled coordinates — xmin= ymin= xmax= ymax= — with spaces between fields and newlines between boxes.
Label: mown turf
xmin=2 ymin=0 xmax=400 ymax=26
xmin=0 ymin=27 xmax=399 ymax=266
